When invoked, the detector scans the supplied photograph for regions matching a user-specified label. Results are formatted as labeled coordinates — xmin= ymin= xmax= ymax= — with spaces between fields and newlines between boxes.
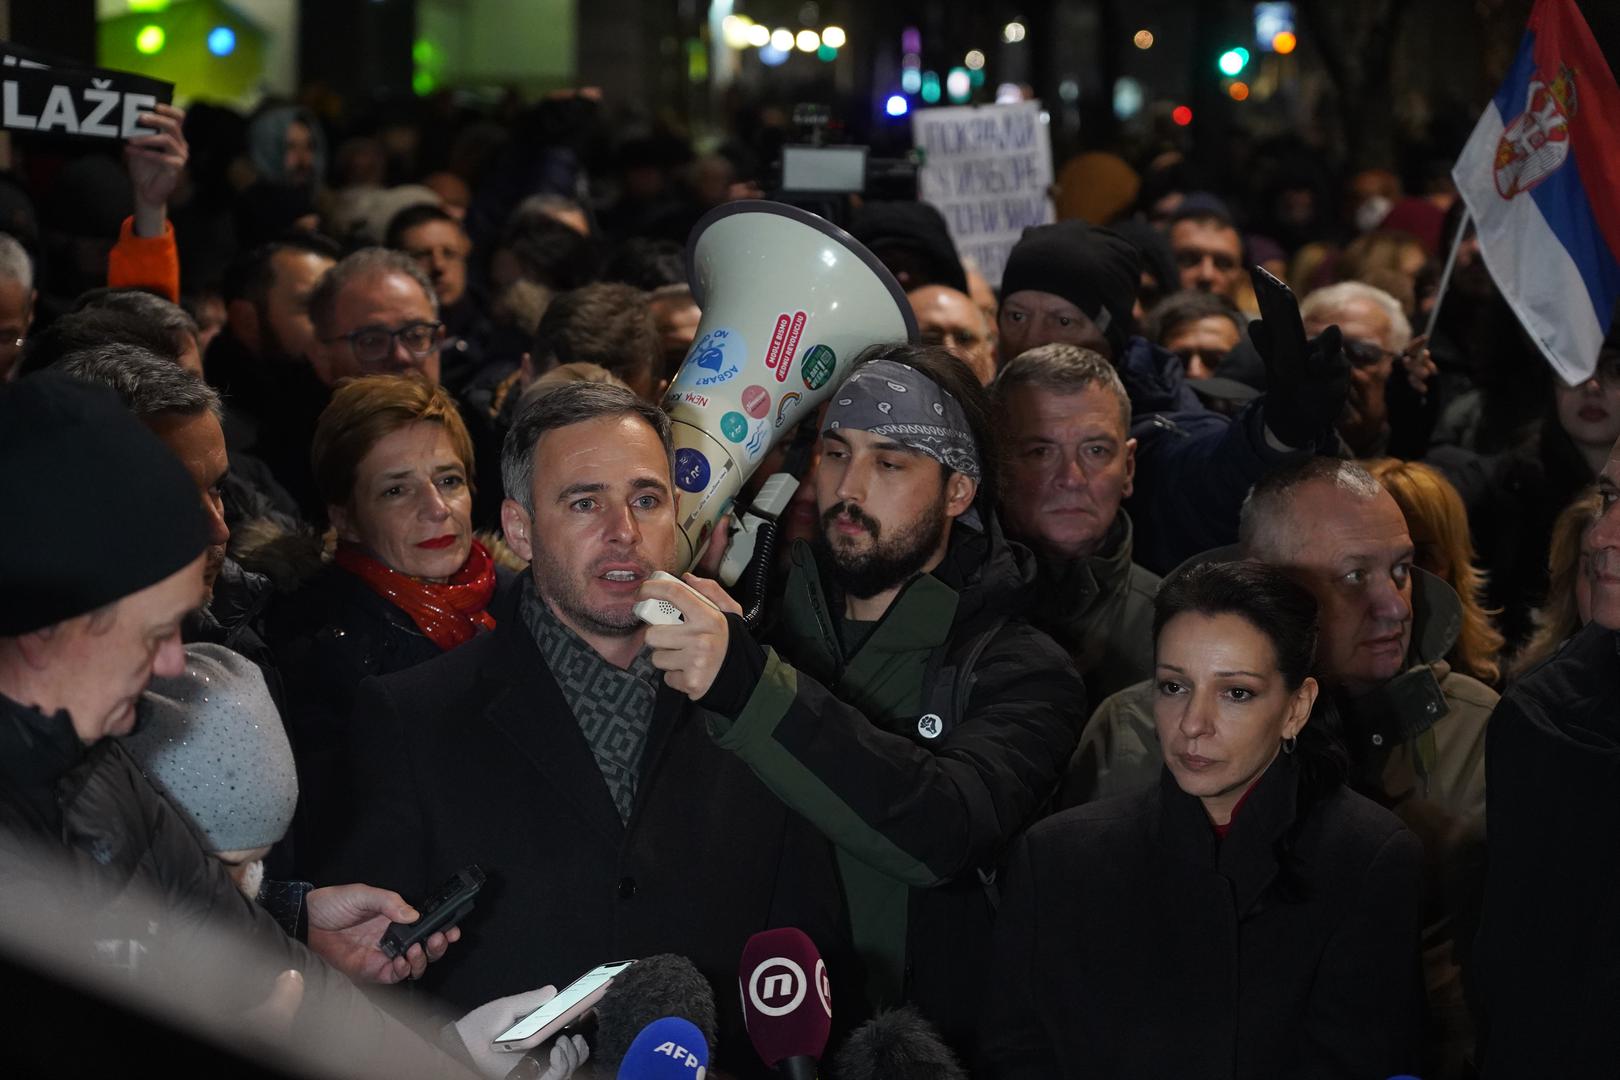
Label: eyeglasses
xmin=1343 ymin=338 xmax=1397 ymax=370
xmin=1175 ymin=348 xmax=1228 ymax=372
xmin=1173 ymin=248 xmax=1240 ymax=273
xmin=326 ymin=321 xmax=444 ymax=365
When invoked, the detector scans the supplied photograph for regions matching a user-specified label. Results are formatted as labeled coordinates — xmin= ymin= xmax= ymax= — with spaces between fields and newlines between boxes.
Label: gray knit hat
xmin=126 ymin=644 xmax=298 ymax=854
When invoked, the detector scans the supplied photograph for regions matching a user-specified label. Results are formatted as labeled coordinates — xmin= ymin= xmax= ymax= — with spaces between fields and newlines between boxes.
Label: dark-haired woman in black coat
xmin=983 ymin=560 xmax=1425 ymax=1080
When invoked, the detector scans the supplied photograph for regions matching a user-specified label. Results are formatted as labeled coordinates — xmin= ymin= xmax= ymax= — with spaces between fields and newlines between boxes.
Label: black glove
xmin=1249 ymin=266 xmax=1351 ymax=449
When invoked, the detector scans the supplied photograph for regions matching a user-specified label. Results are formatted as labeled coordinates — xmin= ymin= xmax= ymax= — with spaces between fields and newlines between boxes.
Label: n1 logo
xmin=747 ymin=956 xmax=808 ymax=1017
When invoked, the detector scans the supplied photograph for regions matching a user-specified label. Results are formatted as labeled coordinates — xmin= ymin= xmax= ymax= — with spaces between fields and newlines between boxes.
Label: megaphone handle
xmin=740 ymin=517 xmax=779 ymax=631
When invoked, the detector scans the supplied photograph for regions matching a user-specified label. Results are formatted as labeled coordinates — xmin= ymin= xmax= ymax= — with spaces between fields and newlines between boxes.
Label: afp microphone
xmin=593 ymin=954 xmax=717 ymax=1075
xmin=738 ymin=928 xmax=831 ymax=1080
xmin=616 ymin=1016 xmax=710 ymax=1079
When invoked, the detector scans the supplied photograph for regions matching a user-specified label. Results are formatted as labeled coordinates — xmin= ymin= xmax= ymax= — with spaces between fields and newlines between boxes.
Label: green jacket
xmin=697 ymin=518 xmax=1085 ymax=1055
xmin=1026 ymin=513 xmax=1161 ymax=705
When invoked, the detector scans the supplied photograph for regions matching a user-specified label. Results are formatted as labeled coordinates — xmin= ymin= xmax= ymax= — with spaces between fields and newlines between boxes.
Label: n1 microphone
xmin=738 ymin=928 xmax=832 ymax=1080
xmin=830 ymin=1006 xmax=968 ymax=1080
xmin=616 ymin=1016 xmax=710 ymax=1079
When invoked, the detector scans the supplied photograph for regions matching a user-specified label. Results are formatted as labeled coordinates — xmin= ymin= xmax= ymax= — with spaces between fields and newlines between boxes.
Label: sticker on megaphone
xmin=663 ymin=201 xmax=919 ymax=572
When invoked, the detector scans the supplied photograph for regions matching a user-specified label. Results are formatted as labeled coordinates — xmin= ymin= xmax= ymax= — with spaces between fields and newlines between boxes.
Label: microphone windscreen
xmin=593 ymin=954 xmax=717 ymax=1073
xmin=830 ymin=1006 xmax=967 ymax=1080
xmin=616 ymin=1017 xmax=710 ymax=1079
xmin=737 ymin=927 xmax=832 ymax=1067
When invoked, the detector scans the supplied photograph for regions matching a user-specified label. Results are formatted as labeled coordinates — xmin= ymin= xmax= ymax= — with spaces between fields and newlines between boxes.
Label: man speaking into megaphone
xmin=640 ymin=342 xmax=1086 ymax=1064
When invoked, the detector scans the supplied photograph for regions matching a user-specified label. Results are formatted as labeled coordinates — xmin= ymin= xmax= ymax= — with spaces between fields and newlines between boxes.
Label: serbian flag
xmin=1453 ymin=0 xmax=1620 ymax=385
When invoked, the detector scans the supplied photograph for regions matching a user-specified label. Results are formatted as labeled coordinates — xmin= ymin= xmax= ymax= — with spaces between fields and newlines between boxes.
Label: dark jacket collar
xmin=1152 ymin=754 xmax=1300 ymax=917
xmin=1116 ymin=335 xmax=1208 ymax=416
xmin=478 ymin=586 xmax=689 ymax=846
xmin=1031 ymin=513 xmax=1135 ymax=613
xmin=185 ymin=557 xmax=273 ymax=645
xmin=1335 ymin=568 xmax=1467 ymax=748
xmin=0 ymin=690 xmax=87 ymax=834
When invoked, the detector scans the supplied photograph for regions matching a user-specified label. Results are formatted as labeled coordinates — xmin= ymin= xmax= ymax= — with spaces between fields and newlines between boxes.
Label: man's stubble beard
xmin=529 ymin=537 xmax=644 ymax=638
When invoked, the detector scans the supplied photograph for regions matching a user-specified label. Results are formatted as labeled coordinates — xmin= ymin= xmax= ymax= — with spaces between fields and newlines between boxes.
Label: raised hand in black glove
xmin=1249 ymin=266 xmax=1351 ymax=450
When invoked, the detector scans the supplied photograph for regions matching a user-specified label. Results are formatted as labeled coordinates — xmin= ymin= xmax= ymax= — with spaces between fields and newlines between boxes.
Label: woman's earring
xmin=1282 ymin=735 xmax=1298 ymax=754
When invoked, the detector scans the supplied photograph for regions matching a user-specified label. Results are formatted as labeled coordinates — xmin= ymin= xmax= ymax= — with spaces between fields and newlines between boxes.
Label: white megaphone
xmin=664 ymin=200 xmax=918 ymax=571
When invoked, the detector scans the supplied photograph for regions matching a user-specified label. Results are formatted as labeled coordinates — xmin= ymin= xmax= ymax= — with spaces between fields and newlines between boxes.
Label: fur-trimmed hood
xmin=231 ymin=518 xmax=527 ymax=593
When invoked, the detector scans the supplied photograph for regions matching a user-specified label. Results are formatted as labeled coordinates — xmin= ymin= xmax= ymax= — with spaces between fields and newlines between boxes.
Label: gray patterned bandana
xmin=519 ymin=577 xmax=659 ymax=822
xmin=824 ymin=359 xmax=981 ymax=479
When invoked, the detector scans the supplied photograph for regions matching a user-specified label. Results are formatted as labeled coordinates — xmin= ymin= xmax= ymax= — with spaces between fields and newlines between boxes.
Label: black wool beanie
xmin=850 ymin=201 xmax=969 ymax=294
xmin=999 ymin=221 xmax=1141 ymax=356
xmin=0 ymin=374 xmax=210 ymax=635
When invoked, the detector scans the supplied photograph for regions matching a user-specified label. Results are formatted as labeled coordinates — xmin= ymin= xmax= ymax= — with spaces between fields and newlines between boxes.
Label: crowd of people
xmin=1 ymin=85 xmax=1617 ymax=1080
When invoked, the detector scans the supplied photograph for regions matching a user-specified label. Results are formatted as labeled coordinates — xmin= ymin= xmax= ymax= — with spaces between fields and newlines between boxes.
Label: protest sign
xmin=913 ymin=100 xmax=1055 ymax=287
xmin=0 ymin=42 xmax=172 ymax=141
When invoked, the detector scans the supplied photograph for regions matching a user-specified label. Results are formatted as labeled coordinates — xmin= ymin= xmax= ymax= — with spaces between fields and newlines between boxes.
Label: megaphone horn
xmin=663 ymin=200 xmax=919 ymax=571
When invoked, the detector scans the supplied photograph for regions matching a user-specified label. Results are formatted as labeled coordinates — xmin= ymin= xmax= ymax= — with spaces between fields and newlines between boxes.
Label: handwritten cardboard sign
xmin=913 ymin=101 xmax=1055 ymax=288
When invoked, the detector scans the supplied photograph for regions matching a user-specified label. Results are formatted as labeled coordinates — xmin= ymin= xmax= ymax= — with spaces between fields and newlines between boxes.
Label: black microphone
xmin=830 ymin=1007 xmax=967 ymax=1080
xmin=590 ymin=954 xmax=718 ymax=1075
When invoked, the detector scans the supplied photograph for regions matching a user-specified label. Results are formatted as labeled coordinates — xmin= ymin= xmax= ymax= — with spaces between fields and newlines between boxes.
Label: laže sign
xmin=0 ymin=42 xmax=172 ymax=141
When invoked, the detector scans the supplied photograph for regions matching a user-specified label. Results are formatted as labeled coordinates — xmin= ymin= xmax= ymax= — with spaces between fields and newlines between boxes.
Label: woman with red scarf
xmin=265 ymin=375 xmax=509 ymax=874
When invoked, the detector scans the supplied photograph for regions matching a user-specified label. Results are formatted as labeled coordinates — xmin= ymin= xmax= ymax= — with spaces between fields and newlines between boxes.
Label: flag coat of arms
xmin=1453 ymin=0 xmax=1620 ymax=385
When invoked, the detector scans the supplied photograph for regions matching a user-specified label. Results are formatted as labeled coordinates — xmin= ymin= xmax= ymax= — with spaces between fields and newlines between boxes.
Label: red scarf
xmin=335 ymin=540 xmax=497 ymax=651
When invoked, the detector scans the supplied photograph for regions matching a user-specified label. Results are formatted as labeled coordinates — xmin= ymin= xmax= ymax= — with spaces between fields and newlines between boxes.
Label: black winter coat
xmin=1478 ymin=622 xmax=1620 ymax=1077
xmin=264 ymin=563 xmax=516 ymax=876
xmin=312 ymin=611 xmax=849 ymax=1080
xmin=984 ymin=756 xmax=1425 ymax=1079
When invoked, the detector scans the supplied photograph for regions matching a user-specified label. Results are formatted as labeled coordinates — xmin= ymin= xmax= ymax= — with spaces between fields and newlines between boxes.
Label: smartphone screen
xmin=493 ymin=960 xmax=636 ymax=1044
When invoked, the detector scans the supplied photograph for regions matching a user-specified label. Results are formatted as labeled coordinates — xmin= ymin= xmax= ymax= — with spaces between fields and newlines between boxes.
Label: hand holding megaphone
xmin=663 ymin=201 xmax=918 ymax=572
xmin=640 ymin=571 xmax=744 ymax=700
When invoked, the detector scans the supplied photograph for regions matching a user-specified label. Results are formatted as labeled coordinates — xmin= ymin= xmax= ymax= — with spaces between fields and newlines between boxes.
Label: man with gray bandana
xmin=645 ymin=343 xmax=1085 ymax=1062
